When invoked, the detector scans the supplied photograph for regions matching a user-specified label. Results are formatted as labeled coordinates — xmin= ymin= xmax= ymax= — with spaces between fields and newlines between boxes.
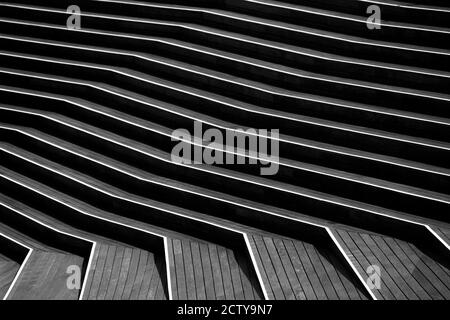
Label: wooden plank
xmin=360 ymin=234 xmax=417 ymax=299
xmin=330 ymin=231 xmax=366 ymax=300
xmin=0 ymin=253 xmax=10 ymax=260
xmin=281 ymin=239 xmax=315 ymax=299
xmin=304 ymin=244 xmax=339 ymax=300
xmin=0 ymin=223 xmax=47 ymax=251
xmin=121 ymin=248 xmax=141 ymax=300
xmin=333 ymin=230 xmax=370 ymax=300
xmin=217 ymin=246 xmax=234 ymax=300
xmin=172 ymin=239 xmax=187 ymax=300
xmin=97 ymin=245 xmax=117 ymax=300
xmin=80 ymin=244 xmax=100 ymax=299
xmin=104 ymin=246 xmax=125 ymax=300
xmin=438 ymin=228 xmax=450 ymax=247
xmin=226 ymin=248 xmax=245 ymax=300
xmin=343 ymin=231 xmax=395 ymax=300
xmin=138 ymin=253 xmax=156 ymax=300
xmin=234 ymin=250 xmax=256 ymax=300
xmin=263 ymin=237 xmax=295 ymax=300
xmin=153 ymin=276 xmax=163 ymax=300
xmin=130 ymin=250 xmax=149 ymax=300
xmin=409 ymin=244 xmax=450 ymax=290
xmin=146 ymin=258 xmax=160 ymax=300
xmin=190 ymin=242 xmax=206 ymax=300
xmin=199 ymin=242 xmax=215 ymax=300
xmin=113 ymin=247 xmax=133 ymax=300
xmin=165 ymin=239 xmax=178 ymax=300
xmin=337 ymin=230 xmax=385 ymax=300
xmin=51 ymin=254 xmax=83 ymax=300
xmin=35 ymin=253 xmax=60 ymax=298
xmin=319 ymin=239 xmax=363 ymax=300
xmin=252 ymin=235 xmax=284 ymax=299
xmin=155 ymin=258 xmax=167 ymax=300
xmin=0 ymin=262 xmax=19 ymax=299
xmin=208 ymin=244 xmax=225 ymax=300
xmin=382 ymin=237 xmax=434 ymax=299
xmin=245 ymin=235 xmax=272 ymax=299
xmin=9 ymin=251 xmax=45 ymax=299
xmin=11 ymin=251 xmax=82 ymax=300
xmin=402 ymin=241 xmax=450 ymax=299
xmin=293 ymin=241 xmax=327 ymax=300
xmin=89 ymin=244 xmax=109 ymax=300
xmin=372 ymin=235 xmax=428 ymax=299
xmin=315 ymin=248 xmax=350 ymax=300
xmin=272 ymin=238 xmax=306 ymax=300
xmin=181 ymin=240 xmax=197 ymax=300
xmin=0 ymin=262 xmax=18 ymax=285
xmin=334 ymin=267 xmax=363 ymax=300
xmin=156 ymin=283 xmax=167 ymax=300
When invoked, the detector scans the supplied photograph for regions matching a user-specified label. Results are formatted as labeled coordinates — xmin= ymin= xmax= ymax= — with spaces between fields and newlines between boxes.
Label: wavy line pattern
xmin=0 ymin=0 xmax=448 ymax=300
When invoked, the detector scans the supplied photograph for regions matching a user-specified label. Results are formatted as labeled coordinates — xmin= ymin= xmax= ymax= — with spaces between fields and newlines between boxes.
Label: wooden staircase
xmin=0 ymin=0 xmax=448 ymax=300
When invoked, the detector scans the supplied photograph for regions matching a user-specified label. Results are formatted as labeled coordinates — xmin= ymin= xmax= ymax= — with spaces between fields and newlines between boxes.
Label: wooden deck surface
xmin=335 ymin=229 xmax=450 ymax=300
xmin=8 ymin=250 xmax=83 ymax=300
xmin=0 ymin=252 xmax=20 ymax=299
xmin=166 ymin=238 xmax=263 ymax=300
xmin=0 ymin=222 xmax=84 ymax=300
xmin=247 ymin=234 xmax=367 ymax=300
xmin=83 ymin=243 xmax=167 ymax=300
